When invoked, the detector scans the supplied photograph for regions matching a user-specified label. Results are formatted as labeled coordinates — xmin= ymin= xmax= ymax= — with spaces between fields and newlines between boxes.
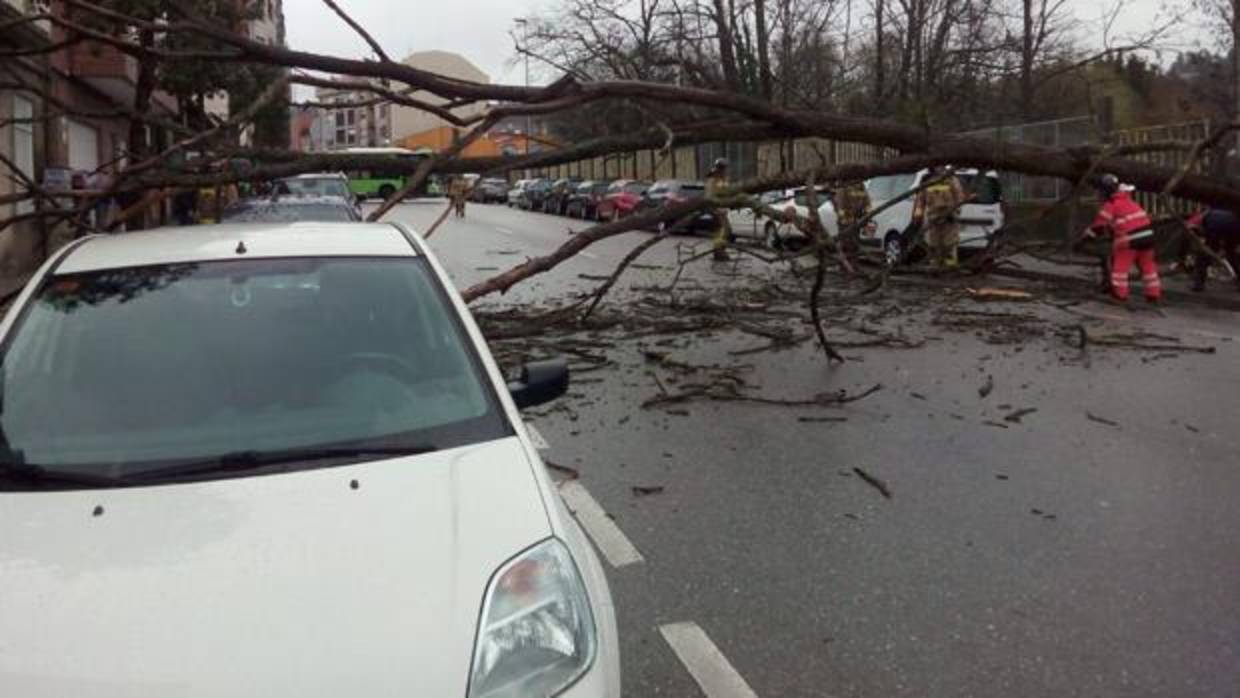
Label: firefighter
xmin=704 ymin=157 xmax=732 ymax=261
xmin=1186 ymin=207 xmax=1240 ymax=292
xmin=1083 ymin=174 xmax=1161 ymax=304
xmin=447 ymin=176 xmax=468 ymax=218
xmin=913 ymin=165 xmax=968 ymax=268
xmin=832 ymin=179 xmax=872 ymax=263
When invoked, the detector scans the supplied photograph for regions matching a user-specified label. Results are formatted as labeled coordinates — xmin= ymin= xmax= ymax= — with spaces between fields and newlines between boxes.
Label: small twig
xmin=852 ymin=467 xmax=892 ymax=499
xmin=319 ymin=0 xmax=391 ymax=62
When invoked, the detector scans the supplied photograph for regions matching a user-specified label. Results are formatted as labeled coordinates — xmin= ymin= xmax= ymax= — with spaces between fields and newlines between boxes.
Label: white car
xmin=730 ymin=187 xmax=839 ymax=249
xmin=865 ymin=168 xmax=1005 ymax=264
xmin=507 ymin=179 xmax=532 ymax=207
xmin=0 ymin=223 xmax=620 ymax=698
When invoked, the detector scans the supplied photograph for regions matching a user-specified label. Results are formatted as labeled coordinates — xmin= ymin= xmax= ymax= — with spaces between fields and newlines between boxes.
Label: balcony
xmin=66 ymin=40 xmax=176 ymax=113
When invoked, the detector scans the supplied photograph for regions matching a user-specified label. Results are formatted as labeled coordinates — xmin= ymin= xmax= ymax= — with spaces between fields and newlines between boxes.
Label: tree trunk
xmin=874 ymin=0 xmax=885 ymax=111
xmin=710 ymin=0 xmax=742 ymax=90
xmin=754 ymin=0 xmax=773 ymax=101
xmin=1020 ymin=0 xmax=1035 ymax=119
xmin=126 ymin=27 xmax=157 ymax=230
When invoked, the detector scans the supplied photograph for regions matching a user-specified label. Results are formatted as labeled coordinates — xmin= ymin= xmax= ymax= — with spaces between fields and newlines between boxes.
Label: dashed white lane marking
xmin=496 ymin=227 xmax=516 ymax=236
xmin=559 ymin=480 xmax=645 ymax=567
xmin=660 ymin=622 xmax=760 ymax=698
xmin=525 ymin=423 xmax=550 ymax=451
xmin=580 ymin=251 xmax=599 ymax=259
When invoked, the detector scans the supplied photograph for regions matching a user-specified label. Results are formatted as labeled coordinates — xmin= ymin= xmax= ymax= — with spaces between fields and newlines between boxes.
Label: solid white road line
xmin=659 ymin=622 xmax=760 ymax=698
xmin=525 ymin=423 xmax=550 ymax=451
xmin=559 ymin=481 xmax=645 ymax=567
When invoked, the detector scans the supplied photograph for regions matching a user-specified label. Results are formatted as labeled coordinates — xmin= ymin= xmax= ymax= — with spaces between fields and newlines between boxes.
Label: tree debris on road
xmin=852 ymin=467 xmax=893 ymax=499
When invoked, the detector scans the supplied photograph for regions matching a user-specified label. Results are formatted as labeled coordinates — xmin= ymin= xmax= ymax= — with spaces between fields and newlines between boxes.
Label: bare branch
xmin=318 ymin=0 xmax=391 ymax=62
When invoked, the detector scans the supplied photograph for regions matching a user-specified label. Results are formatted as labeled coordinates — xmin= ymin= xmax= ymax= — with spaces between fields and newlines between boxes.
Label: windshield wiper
xmin=128 ymin=444 xmax=439 ymax=483
xmin=0 ymin=460 xmax=129 ymax=488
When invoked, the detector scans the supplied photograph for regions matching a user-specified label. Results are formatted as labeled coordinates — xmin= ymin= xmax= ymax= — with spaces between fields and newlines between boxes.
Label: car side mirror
xmin=507 ymin=358 xmax=570 ymax=409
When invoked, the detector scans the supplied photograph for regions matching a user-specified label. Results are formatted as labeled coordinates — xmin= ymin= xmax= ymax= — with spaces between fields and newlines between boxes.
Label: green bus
xmin=337 ymin=146 xmax=434 ymax=200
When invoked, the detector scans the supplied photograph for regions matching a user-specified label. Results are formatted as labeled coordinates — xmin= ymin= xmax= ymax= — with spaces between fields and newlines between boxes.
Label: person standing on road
xmin=705 ymin=158 xmax=733 ymax=262
xmin=833 ymin=179 xmax=872 ymax=264
xmin=1186 ymin=207 xmax=1240 ymax=293
xmin=447 ymin=176 xmax=468 ymax=218
xmin=913 ymin=166 xmax=967 ymax=268
xmin=1083 ymin=174 xmax=1161 ymax=305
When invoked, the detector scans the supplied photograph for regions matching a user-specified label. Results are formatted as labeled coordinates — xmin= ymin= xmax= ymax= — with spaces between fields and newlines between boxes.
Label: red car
xmin=594 ymin=180 xmax=649 ymax=221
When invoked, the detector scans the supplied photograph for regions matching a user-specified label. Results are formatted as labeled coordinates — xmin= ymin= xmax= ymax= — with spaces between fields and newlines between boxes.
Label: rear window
xmin=958 ymin=174 xmax=1002 ymax=205
xmin=0 ymin=257 xmax=510 ymax=484
xmin=623 ymin=183 xmax=647 ymax=194
xmin=277 ymin=177 xmax=351 ymax=199
xmin=222 ymin=202 xmax=357 ymax=223
xmin=866 ymin=174 xmax=918 ymax=202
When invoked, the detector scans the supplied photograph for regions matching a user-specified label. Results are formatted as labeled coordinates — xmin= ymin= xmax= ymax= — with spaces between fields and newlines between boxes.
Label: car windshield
xmin=0 ymin=257 xmax=510 ymax=484
xmin=222 ymin=202 xmax=356 ymax=222
xmin=866 ymin=173 xmax=918 ymax=201
xmin=277 ymin=177 xmax=351 ymax=199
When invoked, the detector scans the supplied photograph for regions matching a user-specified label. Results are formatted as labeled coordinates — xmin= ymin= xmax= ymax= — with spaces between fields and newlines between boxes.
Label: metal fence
xmin=516 ymin=116 xmax=1210 ymax=214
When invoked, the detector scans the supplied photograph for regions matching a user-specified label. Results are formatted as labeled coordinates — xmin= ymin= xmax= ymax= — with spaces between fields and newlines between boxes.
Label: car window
xmin=958 ymin=174 xmax=1002 ymax=205
xmin=624 ymin=183 xmax=647 ymax=194
xmin=0 ymin=257 xmax=510 ymax=483
xmin=279 ymin=178 xmax=351 ymax=199
xmin=222 ymin=203 xmax=357 ymax=222
xmin=866 ymin=173 xmax=918 ymax=202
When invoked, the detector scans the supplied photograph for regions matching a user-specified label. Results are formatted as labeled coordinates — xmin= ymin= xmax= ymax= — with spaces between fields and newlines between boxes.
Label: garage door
xmin=68 ymin=119 xmax=99 ymax=172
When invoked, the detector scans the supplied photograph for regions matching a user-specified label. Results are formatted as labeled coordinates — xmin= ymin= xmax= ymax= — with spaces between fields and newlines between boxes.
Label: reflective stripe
xmin=1098 ymin=210 xmax=1115 ymax=221
xmin=1116 ymin=212 xmax=1148 ymax=225
xmin=1125 ymin=230 xmax=1154 ymax=240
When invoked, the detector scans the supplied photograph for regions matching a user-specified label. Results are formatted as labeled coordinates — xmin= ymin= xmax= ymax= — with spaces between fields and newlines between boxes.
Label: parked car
xmin=747 ymin=186 xmax=843 ymax=250
xmin=631 ymin=179 xmax=715 ymax=234
xmin=222 ymin=195 xmax=363 ymax=223
xmin=542 ymin=177 xmax=582 ymax=215
xmin=506 ymin=178 xmax=532 ymax=207
xmin=594 ymin=179 xmax=649 ymax=221
xmin=274 ymin=173 xmax=362 ymax=218
xmin=471 ymin=177 xmax=510 ymax=203
xmin=518 ymin=178 xmax=553 ymax=211
xmin=0 ymin=222 xmax=621 ymax=697
xmin=564 ymin=180 xmax=614 ymax=219
xmin=866 ymin=168 xmax=1005 ymax=265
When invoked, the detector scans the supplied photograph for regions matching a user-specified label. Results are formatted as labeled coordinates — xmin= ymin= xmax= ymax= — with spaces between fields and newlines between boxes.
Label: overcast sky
xmin=283 ymin=0 xmax=1191 ymax=88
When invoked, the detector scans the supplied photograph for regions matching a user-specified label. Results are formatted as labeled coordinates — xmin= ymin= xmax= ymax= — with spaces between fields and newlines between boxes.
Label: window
xmin=0 ymin=257 xmax=510 ymax=483
xmin=12 ymin=96 xmax=35 ymax=215
xmin=866 ymin=173 xmax=918 ymax=202
xmin=958 ymin=174 xmax=1002 ymax=205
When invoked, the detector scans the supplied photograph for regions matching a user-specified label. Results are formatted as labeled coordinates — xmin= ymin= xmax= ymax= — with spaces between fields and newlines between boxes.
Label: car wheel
xmin=763 ymin=221 xmax=783 ymax=250
xmin=884 ymin=233 xmax=903 ymax=266
xmin=378 ymin=184 xmax=396 ymax=200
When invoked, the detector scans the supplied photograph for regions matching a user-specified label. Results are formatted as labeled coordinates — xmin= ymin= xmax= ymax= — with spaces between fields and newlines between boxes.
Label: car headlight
xmin=468 ymin=538 xmax=597 ymax=698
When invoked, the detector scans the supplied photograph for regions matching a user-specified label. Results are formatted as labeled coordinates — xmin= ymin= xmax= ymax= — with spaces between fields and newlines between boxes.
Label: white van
xmin=864 ymin=169 xmax=1004 ymax=264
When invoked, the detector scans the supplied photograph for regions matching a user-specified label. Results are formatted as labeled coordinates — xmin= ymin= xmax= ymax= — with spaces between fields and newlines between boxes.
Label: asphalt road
xmin=382 ymin=199 xmax=1240 ymax=698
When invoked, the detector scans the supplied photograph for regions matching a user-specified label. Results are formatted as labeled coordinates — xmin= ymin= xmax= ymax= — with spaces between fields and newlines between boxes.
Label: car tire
xmin=378 ymin=184 xmax=396 ymax=200
xmin=884 ymin=233 xmax=903 ymax=266
xmin=764 ymin=221 xmax=783 ymax=250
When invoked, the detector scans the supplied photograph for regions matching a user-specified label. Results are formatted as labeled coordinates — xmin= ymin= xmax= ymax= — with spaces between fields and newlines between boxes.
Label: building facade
xmin=298 ymin=51 xmax=489 ymax=152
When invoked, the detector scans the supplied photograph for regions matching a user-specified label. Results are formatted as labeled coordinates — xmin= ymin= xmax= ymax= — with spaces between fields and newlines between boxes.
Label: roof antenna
xmin=235 ymin=240 xmax=247 ymax=254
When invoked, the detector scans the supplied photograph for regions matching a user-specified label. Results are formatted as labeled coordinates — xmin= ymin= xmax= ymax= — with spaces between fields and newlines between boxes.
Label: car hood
xmin=0 ymin=437 xmax=550 ymax=698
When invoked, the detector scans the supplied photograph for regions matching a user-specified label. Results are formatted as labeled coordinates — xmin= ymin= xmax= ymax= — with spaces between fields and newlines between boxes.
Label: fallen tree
xmin=3 ymin=0 xmax=1238 ymax=363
